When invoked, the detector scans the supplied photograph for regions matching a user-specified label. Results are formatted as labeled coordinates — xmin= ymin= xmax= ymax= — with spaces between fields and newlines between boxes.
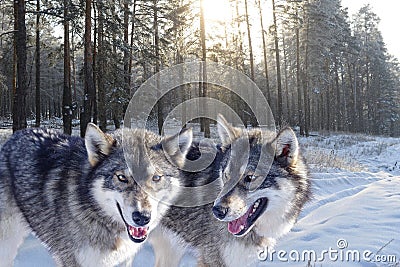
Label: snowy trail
xmin=265 ymin=134 xmax=400 ymax=266
xmin=7 ymin=132 xmax=400 ymax=266
xmin=270 ymin=175 xmax=400 ymax=267
xmin=304 ymin=173 xmax=381 ymax=216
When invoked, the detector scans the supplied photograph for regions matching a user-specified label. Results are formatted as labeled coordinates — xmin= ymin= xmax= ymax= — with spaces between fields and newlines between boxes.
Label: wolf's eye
xmin=116 ymin=174 xmax=128 ymax=183
xmin=152 ymin=175 xmax=163 ymax=183
xmin=244 ymin=174 xmax=256 ymax=184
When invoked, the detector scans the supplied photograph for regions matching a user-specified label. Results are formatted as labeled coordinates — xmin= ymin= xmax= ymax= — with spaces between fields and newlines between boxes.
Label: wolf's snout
xmin=212 ymin=205 xmax=229 ymax=220
xmin=132 ymin=211 xmax=151 ymax=226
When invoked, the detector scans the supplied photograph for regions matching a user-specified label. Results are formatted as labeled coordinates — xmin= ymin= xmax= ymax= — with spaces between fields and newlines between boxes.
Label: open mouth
xmin=116 ymin=203 xmax=149 ymax=243
xmin=227 ymin=197 xmax=268 ymax=236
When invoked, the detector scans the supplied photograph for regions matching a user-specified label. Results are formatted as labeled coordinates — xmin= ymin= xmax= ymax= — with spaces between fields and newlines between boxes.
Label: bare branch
xmin=0 ymin=30 xmax=18 ymax=38
xmin=26 ymin=10 xmax=63 ymax=19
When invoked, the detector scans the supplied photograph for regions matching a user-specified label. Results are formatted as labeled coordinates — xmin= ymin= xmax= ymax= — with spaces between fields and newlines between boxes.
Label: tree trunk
xmin=324 ymin=60 xmax=330 ymax=131
xmin=12 ymin=24 xmax=16 ymax=121
xmin=302 ymin=18 xmax=310 ymax=136
xmin=63 ymin=0 xmax=72 ymax=135
xmin=244 ymin=0 xmax=257 ymax=127
xmin=199 ymin=0 xmax=204 ymax=133
xmin=282 ymin=32 xmax=290 ymax=124
xmin=199 ymin=0 xmax=210 ymax=137
xmin=92 ymin=0 xmax=97 ymax=125
xmin=365 ymin=61 xmax=370 ymax=132
xmin=341 ymin=69 xmax=347 ymax=131
xmin=350 ymin=63 xmax=357 ymax=133
xmin=81 ymin=0 xmax=95 ymax=136
xmin=234 ymin=0 xmax=247 ymax=124
xmin=257 ymin=0 xmax=271 ymax=104
xmin=35 ymin=0 xmax=40 ymax=127
xmin=71 ymin=29 xmax=77 ymax=113
xmin=153 ymin=0 xmax=164 ymax=135
xmin=13 ymin=0 xmax=27 ymax=132
xmin=97 ymin=0 xmax=106 ymax=131
xmin=244 ymin=0 xmax=254 ymax=81
xmin=110 ymin=4 xmax=120 ymax=129
xmin=296 ymin=18 xmax=304 ymax=135
xmin=272 ymin=0 xmax=283 ymax=126
xmin=334 ymin=61 xmax=341 ymax=131
xmin=128 ymin=0 xmax=137 ymax=93
xmin=123 ymin=0 xmax=130 ymax=96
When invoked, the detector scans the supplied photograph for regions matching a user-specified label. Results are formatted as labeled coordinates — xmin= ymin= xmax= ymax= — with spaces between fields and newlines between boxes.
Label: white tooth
xmin=240 ymin=225 xmax=245 ymax=230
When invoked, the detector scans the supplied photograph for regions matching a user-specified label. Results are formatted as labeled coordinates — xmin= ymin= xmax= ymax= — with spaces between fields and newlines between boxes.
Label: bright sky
xmin=201 ymin=0 xmax=400 ymax=62
xmin=341 ymin=0 xmax=400 ymax=60
xmin=55 ymin=0 xmax=399 ymax=61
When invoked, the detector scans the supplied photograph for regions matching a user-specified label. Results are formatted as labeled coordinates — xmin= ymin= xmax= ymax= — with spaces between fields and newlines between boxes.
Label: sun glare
xmin=202 ymin=0 xmax=232 ymax=23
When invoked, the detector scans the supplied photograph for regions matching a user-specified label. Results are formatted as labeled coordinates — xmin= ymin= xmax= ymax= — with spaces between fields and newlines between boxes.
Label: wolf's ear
xmin=273 ymin=127 xmax=299 ymax=167
xmin=85 ymin=123 xmax=115 ymax=166
xmin=162 ymin=128 xmax=193 ymax=167
xmin=217 ymin=114 xmax=242 ymax=146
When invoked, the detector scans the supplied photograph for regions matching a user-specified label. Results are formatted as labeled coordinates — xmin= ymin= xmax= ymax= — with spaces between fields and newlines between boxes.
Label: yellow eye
xmin=116 ymin=174 xmax=128 ymax=183
xmin=152 ymin=175 xmax=163 ymax=183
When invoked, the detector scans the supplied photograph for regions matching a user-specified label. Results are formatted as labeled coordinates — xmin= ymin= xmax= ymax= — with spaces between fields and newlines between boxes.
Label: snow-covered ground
xmin=270 ymin=134 xmax=400 ymax=266
xmin=1 ymin=128 xmax=399 ymax=266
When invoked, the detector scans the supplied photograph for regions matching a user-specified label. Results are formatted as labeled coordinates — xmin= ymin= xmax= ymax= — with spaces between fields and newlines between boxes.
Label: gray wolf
xmin=150 ymin=115 xmax=311 ymax=267
xmin=0 ymin=124 xmax=192 ymax=267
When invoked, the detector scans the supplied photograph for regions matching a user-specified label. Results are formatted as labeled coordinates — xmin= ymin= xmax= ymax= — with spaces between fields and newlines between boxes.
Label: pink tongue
xmin=129 ymin=226 xmax=148 ymax=238
xmin=227 ymin=207 xmax=252 ymax=235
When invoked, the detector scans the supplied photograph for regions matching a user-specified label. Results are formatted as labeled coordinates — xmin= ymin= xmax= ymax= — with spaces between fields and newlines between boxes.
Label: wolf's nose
xmin=212 ymin=205 xmax=229 ymax=220
xmin=132 ymin=211 xmax=151 ymax=226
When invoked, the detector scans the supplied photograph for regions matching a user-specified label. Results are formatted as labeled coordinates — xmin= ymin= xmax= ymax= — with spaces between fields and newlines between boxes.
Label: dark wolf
xmin=150 ymin=115 xmax=311 ymax=267
xmin=0 ymin=124 xmax=192 ymax=266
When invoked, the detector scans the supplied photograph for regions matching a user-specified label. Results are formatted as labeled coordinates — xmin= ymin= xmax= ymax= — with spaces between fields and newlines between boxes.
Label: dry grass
xmin=298 ymin=131 xmax=399 ymax=172
xmin=299 ymin=133 xmax=372 ymax=172
xmin=302 ymin=148 xmax=365 ymax=172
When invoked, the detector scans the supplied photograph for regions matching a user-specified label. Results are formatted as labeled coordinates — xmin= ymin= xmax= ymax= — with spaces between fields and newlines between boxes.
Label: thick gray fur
xmin=150 ymin=115 xmax=311 ymax=267
xmin=0 ymin=124 xmax=192 ymax=267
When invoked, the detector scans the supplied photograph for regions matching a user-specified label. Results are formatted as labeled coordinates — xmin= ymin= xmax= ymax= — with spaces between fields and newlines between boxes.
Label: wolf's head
xmin=84 ymin=124 xmax=192 ymax=243
xmin=212 ymin=115 xmax=310 ymax=240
